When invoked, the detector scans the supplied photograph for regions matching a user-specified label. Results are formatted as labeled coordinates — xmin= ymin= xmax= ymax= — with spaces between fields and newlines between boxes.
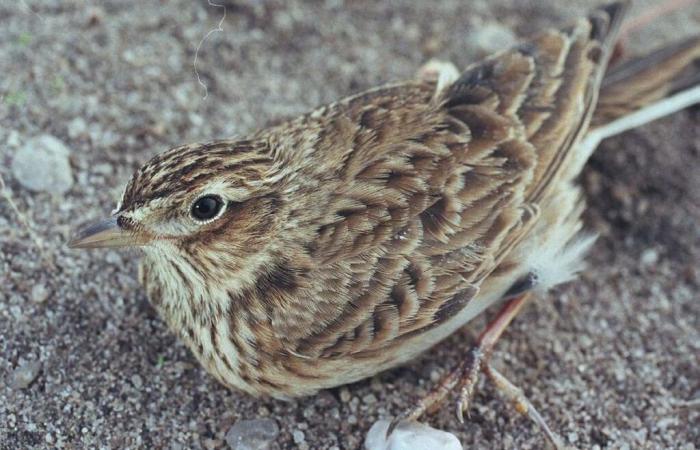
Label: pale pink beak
xmin=68 ymin=217 xmax=148 ymax=249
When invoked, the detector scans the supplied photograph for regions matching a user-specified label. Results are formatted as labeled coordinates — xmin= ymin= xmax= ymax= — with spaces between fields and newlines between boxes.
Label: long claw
xmin=456 ymin=403 xmax=465 ymax=424
xmin=385 ymin=417 xmax=401 ymax=439
xmin=485 ymin=365 xmax=565 ymax=450
xmin=455 ymin=388 xmax=470 ymax=424
xmin=386 ymin=406 xmax=426 ymax=438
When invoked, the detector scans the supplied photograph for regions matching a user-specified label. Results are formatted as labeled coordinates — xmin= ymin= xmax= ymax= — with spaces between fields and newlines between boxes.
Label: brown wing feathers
xmin=429 ymin=2 xmax=628 ymax=275
xmin=519 ymin=2 xmax=627 ymax=203
xmin=291 ymin=3 xmax=630 ymax=359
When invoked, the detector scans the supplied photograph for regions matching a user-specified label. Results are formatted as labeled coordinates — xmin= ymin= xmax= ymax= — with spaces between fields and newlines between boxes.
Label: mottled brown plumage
xmin=69 ymin=1 xmax=700 ymax=444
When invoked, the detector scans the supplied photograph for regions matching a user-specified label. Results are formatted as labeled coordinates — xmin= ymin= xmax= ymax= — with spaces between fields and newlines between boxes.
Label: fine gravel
xmin=1 ymin=1 xmax=699 ymax=449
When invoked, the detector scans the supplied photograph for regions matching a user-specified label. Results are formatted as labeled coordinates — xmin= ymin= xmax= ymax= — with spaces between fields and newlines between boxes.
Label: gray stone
xmin=362 ymin=393 xmax=378 ymax=405
xmin=131 ymin=374 xmax=143 ymax=389
xmin=30 ymin=284 xmax=49 ymax=303
xmin=339 ymin=386 xmax=351 ymax=402
xmin=225 ymin=418 xmax=279 ymax=450
xmin=67 ymin=117 xmax=87 ymax=139
xmin=292 ymin=429 xmax=305 ymax=444
xmin=6 ymin=130 xmax=21 ymax=147
xmin=641 ymin=248 xmax=659 ymax=266
xmin=11 ymin=135 xmax=74 ymax=194
xmin=11 ymin=360 xmax=42 ymax=389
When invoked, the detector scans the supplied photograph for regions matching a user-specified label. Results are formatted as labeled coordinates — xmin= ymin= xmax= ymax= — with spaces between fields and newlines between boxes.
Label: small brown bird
xmin=69 ymin=1 xmax=700 ymax=446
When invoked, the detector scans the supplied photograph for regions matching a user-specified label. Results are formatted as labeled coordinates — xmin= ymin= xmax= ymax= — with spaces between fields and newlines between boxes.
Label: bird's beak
xmin=67 ymin=217 xmax=147 ymax=249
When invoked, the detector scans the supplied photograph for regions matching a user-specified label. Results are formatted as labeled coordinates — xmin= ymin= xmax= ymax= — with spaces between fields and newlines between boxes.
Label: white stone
xmin=225 ymin=418 xmax=279 ymax=450
xmin=467 ymin=22 xmax=517 ymax=54
xmin=11 ymin=135 xmax=73 ymax=194
xmin=365 ymin=420 xmax=462 ymax=450
xmin=31 ymin=284 xmax=49 ymax=303
xmin=7 ymin=130 xmax=21 ymax=147
xmin=292 ymin=430 xmax=305 ymax=444
xmin=640 ymin=248 xmax=659 ymax=266
xmin=67 ymin=117 xmax=87 ymax=139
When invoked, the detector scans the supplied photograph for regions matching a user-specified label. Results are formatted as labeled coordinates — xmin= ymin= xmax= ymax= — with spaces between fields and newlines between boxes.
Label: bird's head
xmin=69 ymin=140 xmax=284 ymax=273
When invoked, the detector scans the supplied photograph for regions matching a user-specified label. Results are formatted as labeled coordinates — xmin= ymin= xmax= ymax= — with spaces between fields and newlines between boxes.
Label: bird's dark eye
xmin=191 ymin=195 xmax=224 ymax=221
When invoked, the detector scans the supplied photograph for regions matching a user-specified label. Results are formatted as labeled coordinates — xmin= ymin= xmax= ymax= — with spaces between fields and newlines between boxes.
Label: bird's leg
xmin=389 ymin=294 xmax=529 ymax=433
xmin=453 ymin=292 xmax=531 ymax=421
xmin=389 ymin=293 xmax=564 ymax=449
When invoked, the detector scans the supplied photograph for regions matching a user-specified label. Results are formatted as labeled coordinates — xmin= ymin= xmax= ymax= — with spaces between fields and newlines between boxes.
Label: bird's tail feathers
xmin=593 ymin=34 xmax=700 ymax=127
xmin=566 ymin=35 xmax=700 ymax=176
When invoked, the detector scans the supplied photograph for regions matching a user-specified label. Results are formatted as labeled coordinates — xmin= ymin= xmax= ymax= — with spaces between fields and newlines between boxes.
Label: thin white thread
xmin=194 ymin=0 xmax=227 ymax=100
xmin=0 ymin=173 xmax=53 ymax=268
xmin=19 ymin=0 xmax=45 ymax=21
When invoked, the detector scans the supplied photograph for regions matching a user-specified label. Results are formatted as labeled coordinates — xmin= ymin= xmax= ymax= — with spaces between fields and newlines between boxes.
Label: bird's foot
xmin=388 ymin=293 xmax=566 ymax=449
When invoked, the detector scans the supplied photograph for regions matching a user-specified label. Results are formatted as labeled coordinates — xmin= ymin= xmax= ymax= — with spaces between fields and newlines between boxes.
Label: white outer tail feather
xmin=575 ymin=84 xmax=700 ymax=175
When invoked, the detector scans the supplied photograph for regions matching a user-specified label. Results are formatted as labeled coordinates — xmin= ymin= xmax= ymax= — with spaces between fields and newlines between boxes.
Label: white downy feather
xmin=524 ymin=232 xmax=598 ymax=293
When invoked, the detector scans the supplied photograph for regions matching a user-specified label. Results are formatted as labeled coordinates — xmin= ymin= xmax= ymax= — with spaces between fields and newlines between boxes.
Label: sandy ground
xmin=1 ymin=1 xmax=699 ymax=449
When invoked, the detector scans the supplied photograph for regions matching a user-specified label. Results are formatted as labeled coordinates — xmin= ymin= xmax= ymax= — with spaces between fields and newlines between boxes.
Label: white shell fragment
xmin=365 ymin=420 xmax=462 ymax=450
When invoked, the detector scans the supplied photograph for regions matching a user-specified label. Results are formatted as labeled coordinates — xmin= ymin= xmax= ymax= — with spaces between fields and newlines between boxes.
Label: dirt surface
xmin=1 ymin=1 xmax=699 ymax=449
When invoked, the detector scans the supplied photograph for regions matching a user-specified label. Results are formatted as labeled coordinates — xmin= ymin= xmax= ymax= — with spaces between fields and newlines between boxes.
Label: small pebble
xmin=11 ymin=360 xmax=42 ymax=389
xmin=93 ymin=163 xmax=113 ymax=175
xmin=467 ymin=22 xmax=516 ymax=54
xmin=292 ymin=429 xmax=305 ymax=444
xmin=67 ymin=117 xmax=87 ymax=139
xmin=7 ymin=130 xmax=21 ymax=147
xmin=12 ymin=135 xmax=74 ymax=194
xmin=189 ymin=113 xmax=204 ymax=127
xmin=339 ymin=387 xmax=351 ymax=402
xmin=656 ymin=417 xmax=676 ymax=431
xmin=640 ymin=248 xmax=659 ymax=266
xmin=225 ymin=418 xmax=279 ymax=450
xmin=362 ymin=393 xmax=378 ymax=405
xmin=131 ymin=374 xmax=143 ymax=389
xmin=30 ymin=284 xmax=49 ymax=303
